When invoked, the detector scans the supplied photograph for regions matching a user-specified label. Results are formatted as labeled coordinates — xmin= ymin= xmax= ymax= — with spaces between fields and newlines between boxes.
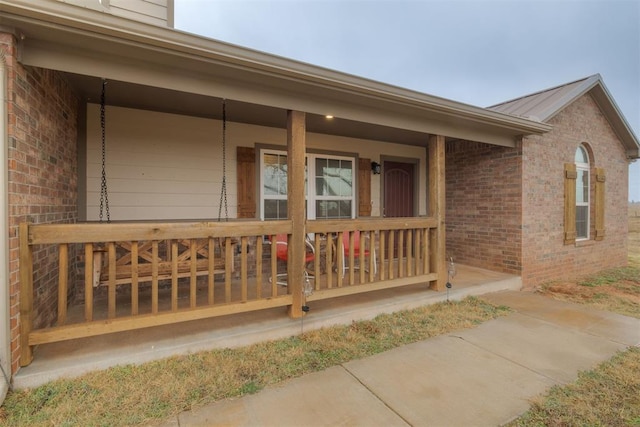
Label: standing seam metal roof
xmin=487 ymin=74 xmax=640 ymax=158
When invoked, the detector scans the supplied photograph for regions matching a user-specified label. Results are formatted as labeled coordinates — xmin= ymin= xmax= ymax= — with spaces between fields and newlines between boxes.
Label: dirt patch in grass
xmin=511 ymin=346 xmax=640 ymax=427
xmin=0 ymin=297 xmax=509 ymax=427
xmin=544 ymin=208 xmax=640 ymax=312
xmin=537 ymin=267 xmax=640 ymax=318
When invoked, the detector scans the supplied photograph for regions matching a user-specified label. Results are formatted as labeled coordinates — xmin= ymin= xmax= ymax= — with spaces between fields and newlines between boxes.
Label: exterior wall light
xmin=371 ymin=161 xmax=381 ymax=175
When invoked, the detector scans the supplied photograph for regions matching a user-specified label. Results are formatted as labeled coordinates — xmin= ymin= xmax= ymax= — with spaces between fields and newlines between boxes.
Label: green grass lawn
xmin=0 ymin=297 xmax=509 ymax=427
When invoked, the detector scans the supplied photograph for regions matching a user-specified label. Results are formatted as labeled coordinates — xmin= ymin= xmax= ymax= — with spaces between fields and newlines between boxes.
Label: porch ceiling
xmin=62 ymin=72 xmax=434 ymax=146
xmin=0 ymin=0 xmax=552 ymax=147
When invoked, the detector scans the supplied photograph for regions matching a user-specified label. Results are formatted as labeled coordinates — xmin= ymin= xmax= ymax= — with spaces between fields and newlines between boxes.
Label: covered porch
xmin=14 ymin=264 xmax=520 ymax=389
xmin=3 ymin=2 xmax=549 ymax=379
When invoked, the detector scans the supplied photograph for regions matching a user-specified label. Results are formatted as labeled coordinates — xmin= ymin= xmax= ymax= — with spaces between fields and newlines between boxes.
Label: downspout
xmin=0 ymin=48 xmax=11 ymax=401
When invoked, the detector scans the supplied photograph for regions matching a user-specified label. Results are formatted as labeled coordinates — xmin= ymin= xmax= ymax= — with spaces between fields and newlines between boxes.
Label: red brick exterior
xmin=445 ymin=93 xmax=630 ymax=289
xmin=2 ymin=33 xmax=79 ymax=373
xmin=521 ymin=94 xmax=629 ymax=287
xmin=445 ymin=141 xmax=523 ymax=275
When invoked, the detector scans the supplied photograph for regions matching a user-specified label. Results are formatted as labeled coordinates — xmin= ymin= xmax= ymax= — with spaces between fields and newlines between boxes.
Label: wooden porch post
xmin=428 ymin=135 xmax=446 ymax=291
xmin=287 ymin=110 xmax=306 ymax=318
xmin=19 ymin=222 xmax=34 ymax=366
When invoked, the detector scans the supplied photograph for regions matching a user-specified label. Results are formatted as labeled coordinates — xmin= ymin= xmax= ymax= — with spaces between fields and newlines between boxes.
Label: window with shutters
xmin=575 ymin=145 xmax=590 ymax=240
xmin=564 ymin=144 xmax=605 ymax=245
xmin=259 ymin=149 xmax=356 ymax=220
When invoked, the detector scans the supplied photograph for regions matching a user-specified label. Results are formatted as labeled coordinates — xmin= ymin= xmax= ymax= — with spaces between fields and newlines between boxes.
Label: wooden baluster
xmin=172 ymin=241 xmax=178 ymax=311
xmin=314 ymin=237 xmax=321 ymax=290
xmin=208 ymin=237 xmax=215 ymax=305
xmin=348 ymin=231 xmax=356 ymax=286
xmin=406 ymin=230 xmax=413 ymax=277
xmin=270 ymin=235 xmax=277 ymax=297
xmin=57 ymin=243 xmax=68 ymax=325
xmin=255 ymin=237 xmax=262 ymax=299
xmin=337 ymin=232 xmax=344 ymax=287
xmin=368 ymin=231 xmax=375 ymax=283
xmin=379 ymin=231 xmax=386 ymax=281
xmin=423 ymin=229 xmax=430 ymax=274
xmin=398 ymin=230 xmax=404 ymax=278
xmin=388 ymin=231 xmax=395 ymax=280
xmin=225 ymin=237 xmax=232 ymax=303
xmin=108 ymin=242 xmax=116 ymax=319
xmin=241 ymin=236 xmax=248 ymax=302
xmin=359 ymin=232 xmax=365 ymax=284
xmin=190 ymin=239 xmax=197 ymax=308
xmin=152 ymin=241 xmax=159 ymax=314
xmin=414 ymin=229 xmax=421 ymax=276
xmin=131 ymin=241 xmax=139 ymax=315
xmin=84 ymin=243 xmax=93 ymax=322
xmin=326 ymin=233 xmax=333 ymax=289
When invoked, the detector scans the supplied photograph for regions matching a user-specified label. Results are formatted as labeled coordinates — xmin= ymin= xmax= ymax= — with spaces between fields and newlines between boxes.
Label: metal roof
xmin=488 ymin=75 xmax=640 ymax=159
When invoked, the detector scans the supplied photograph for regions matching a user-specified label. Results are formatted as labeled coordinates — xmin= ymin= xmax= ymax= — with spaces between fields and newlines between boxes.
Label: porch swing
xmin=92 ymin=89 xmax=234 ymax=288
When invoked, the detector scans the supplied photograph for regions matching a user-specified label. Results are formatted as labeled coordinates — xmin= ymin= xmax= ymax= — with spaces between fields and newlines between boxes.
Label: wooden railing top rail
xmin=25 ymin=217 xmax=437 ymax=245
xmin=27 ymin=220 xmax=293 ymax=245
xmin=306 ymin=217 xmax=437 ymax=233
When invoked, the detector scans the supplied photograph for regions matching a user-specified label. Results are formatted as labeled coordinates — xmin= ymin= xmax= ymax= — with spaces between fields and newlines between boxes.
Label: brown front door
xmin=383 ymin=161 xmax=415 ymax=259
xmin=383 ymin=161 xmax=415 ymax=218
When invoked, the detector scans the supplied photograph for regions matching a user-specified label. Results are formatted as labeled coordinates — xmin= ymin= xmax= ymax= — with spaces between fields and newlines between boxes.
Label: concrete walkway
xmin=158 ymin=291 xmax=639 ymax=427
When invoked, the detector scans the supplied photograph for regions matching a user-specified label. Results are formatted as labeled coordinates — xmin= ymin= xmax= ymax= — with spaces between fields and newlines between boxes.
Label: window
xmin=261 ymin=151 xmax=289 ymax=220
xmin=260 ymin=149 xmax=355 ymax=220
xmin=564 ymin=144 xmax=605 ymax=245
xmin=575 ymin=145 xmax=590 ymax=240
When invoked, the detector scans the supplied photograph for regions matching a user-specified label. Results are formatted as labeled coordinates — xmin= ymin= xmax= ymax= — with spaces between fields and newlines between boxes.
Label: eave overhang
xmin=0 ymin=0 xmax=552 ymax=147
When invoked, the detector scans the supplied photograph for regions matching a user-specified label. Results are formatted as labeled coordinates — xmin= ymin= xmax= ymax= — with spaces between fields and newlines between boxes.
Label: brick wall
xmin=2 ymin=33 xmax=79 ymax=373
xmin=521 ymin=93 xmax=629 ymax=288
xmin=445 ymin=141 xmax=523 ymax=275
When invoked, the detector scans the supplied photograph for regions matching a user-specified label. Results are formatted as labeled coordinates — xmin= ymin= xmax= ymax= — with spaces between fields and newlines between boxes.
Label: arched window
xmin=564 ymin=144 xmax=605 ymax=245
xmin=574 ymin=145 xmax=590 ymax=239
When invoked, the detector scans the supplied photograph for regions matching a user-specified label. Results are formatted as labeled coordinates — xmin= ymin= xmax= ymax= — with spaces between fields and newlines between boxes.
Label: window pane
xmin=315 ymin=200 xmax=335 ymax=219
xmin=315 ymin=200 xmax=352 ymax=219
xmin=339 ymin=162 xmax=352 ymax=196
xmin=339 ymin=200 xmax=352 ymax=218
xmin=264 ymin=199 xmax=287 ymax=220
xmin=575 ymin=146 xmax=588 ymax=164
xmin=576 ymin=205 xmax=588 ymax=238
xmin=264 ymin=153 xmax=287 ymax=196
xmin=315 ymin=157 xmax=353 ymax=197
xmin=576 ymin=169 xmax=589 ymax=203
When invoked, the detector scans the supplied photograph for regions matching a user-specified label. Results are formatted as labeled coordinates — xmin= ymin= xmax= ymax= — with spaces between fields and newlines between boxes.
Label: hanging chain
xmin=217 ymin=99 xmax=229 ymax=222
xmin=99 ymin=79 xmax=111 ymax=223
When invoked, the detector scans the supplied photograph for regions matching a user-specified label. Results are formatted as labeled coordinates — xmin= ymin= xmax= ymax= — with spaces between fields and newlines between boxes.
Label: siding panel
xmin=86 ymin=104 xmax=427 ymax=221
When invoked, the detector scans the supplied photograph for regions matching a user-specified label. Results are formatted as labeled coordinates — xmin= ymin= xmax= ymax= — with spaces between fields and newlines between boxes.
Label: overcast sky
xmin=174 ymin=0 xmax=640 ymax=201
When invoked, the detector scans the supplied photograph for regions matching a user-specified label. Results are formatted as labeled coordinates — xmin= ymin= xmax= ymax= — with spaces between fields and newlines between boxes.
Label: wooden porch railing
xmin=306 ymin=217 xmax=439 ymax=301
xmin=18 ymin=220 xmax=294 ymax=366
xmin=19 ymin=217 xmax=442 ymax=366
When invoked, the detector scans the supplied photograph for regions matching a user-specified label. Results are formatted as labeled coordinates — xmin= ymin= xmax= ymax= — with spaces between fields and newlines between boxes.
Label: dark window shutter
xmin=237 ymin=147 xmax=256 ymax=219
xmin=564 ymin=163 xmax=577 ymax=245
xmin=595 ymin=167 xmax=605 ymax=241
xmin=358 ymin=158 xmax=371 ymax=217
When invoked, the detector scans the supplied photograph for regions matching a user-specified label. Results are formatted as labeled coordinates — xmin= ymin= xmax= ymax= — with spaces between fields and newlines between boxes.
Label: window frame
xmin=259 ymin=148 xmax=356 ymax=220
xmin=575 ymin=145 xmax=590 ymax=240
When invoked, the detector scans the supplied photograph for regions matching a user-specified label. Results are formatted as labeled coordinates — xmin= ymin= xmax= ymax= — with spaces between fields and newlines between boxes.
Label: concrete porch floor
xmin=13 ymin=264 xmax=521 ymax=389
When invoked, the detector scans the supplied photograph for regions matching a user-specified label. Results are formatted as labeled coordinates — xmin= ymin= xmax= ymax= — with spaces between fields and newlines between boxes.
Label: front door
xmin=383 ymin=160 xmax=415 ymax=259
xmin=383 ymin=161 xmax=415 ymax=218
